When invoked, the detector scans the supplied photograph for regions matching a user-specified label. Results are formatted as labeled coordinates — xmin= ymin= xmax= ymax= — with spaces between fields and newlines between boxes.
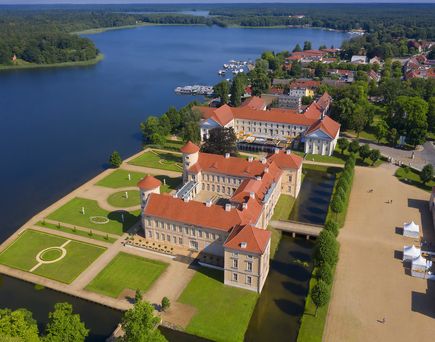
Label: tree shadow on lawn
xmin=192 ymin=264 xmax=223 ymax=283
xmin=155 ymin=175 xmax=182 ymax=190
xmin=107 ymin=210 xmax=140 ymax=233
xmin=157 ymin=152 xmax=182 ymax=163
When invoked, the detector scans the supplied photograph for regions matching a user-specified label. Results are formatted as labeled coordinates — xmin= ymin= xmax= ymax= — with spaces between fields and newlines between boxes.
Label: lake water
xmin=0 ymin=25 xmax=348 ymax=340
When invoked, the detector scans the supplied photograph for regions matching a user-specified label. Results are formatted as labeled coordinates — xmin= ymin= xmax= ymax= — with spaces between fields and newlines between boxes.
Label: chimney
xmin=225 ymin=153 xmax=230 ymax=159
xmin=286 ymin=150 xmax=291 ymax=155
xmin=274 ymin=148 xmax=279 ymax=154
xmin=242 ymin=202 xmax=248 ymax=210
xmin=261 ymin=158 xmax=267 ymax=164
xmin=248 ymin=156 xmax=253 ymax=163
xmin=249 ymin=192 xmax=255 ymax=199
xmin=240 ymin=242 xmax=247 ymax=249
xmin=225 ymin=203 xmax=232 ymax=212
xmin=264 ymin=167 xmax=269 ymax=173
xmin=173 ymin=193 xmax=178 ymax=198
xmin=206 ymin=199 xmax=212 ymax=207
xmin=256 ymin=176 xmax=262 ymax=181
xmin=183 ymin=197 xmax=190 ymax=203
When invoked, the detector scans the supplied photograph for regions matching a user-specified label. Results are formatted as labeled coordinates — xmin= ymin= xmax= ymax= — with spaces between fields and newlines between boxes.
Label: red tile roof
xmin=224 ymin=225 xmax=271 ymax=254
xmin=306 ymin=116 xmax=340 ymax=139
xmin=138 ymin=175 xmax=162 ymax=190
xmin=266 ymin=150 xmax=303 ymax=170
xmin=180 ymin=141 xmax=200 ymax=154
xmin=303 ymin=103 xmax=322 ymax=120
xmin=240 ymin=96 xmax=266 ymax=110
xmin=289 ymin=80 xmax=321 ymax=89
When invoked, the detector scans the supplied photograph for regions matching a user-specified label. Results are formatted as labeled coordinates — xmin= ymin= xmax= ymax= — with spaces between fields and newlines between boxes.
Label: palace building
xmin=138 ymin=141 xmax=303 ymax=293
xmin=195 ymin=92 xmax=340 ymax=156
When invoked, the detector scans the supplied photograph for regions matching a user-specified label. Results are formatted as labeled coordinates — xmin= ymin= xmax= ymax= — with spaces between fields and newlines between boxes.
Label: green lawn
xmin=128 ymin=150 xmax=183 ymax=172
xmin=47 ymin=198 xmax=139 ymax=235
xmin=179 ymin=267 xmax=258 ymax=342
xmin=36 ymin=221 xmax=117 ymax=244
xmin=107 ymin=190 xmax=141 ymax=208
xmin=272 ymin=194 xmax=296 ymax=221
xmin=0 ymin=230 xmax=105 ymax=284
xmin=395 ymin=166 xmax=435 ymax=192
xmin=97 ymin=169 xmax=181 ymax=193
xmin=85 ymin=252 xmax=167 ymax=298
xmin=295 ymin=148 xmax=383 ymax=167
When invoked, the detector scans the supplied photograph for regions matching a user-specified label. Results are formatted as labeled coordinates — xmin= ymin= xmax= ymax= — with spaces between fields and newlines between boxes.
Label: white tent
xmin=411 ymin=255 xmax=433 ymax=279
xmin=403 ymin=245 xmax=421 ymax=261
xmin=403 ymin=221 xmax=420 ymax=238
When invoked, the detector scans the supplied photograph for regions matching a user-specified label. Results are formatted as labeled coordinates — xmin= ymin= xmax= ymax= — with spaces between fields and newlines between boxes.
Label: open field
xmin=128 ymin=150 xmax=183 ymax=172
xmin=0 ymin=230 xmax=105 ymax=284
xmin=47 ymin=197 xmax=139 ymax=235
xmin=324 ymin=165 xmax=435 ymax=342
xmin=107 ymin=190 xmax=141 ymax=208
xmin=85 ymin=252 xmax=168 ymax=298
xmin=36 ymin=221 xmax=117 ymax=243
xmin=179 ymin=267 xmax=258 ymax=342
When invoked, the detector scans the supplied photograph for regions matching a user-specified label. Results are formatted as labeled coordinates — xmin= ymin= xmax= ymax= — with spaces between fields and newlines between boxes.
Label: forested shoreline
xmin=0 ymin=3 xmax=434 ymax=67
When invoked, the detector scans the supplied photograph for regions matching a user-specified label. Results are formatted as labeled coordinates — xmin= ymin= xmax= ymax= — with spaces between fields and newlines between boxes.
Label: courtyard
xmin=324 ymin=164 xmax=435 ymax=341
xmin=0 ymin=229 xmax=106 ymax=284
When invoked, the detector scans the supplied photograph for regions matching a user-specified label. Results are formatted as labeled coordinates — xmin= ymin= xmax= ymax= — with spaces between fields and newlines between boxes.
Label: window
xmin=162 ymin=235 xmax=165 ymax=241
xmin=246 ymin=262 xmax=253 ymax=272
xmin=191 ymin=228 xmax=195 ymax=236
xmin=172 ymin=236 xmax=176 ymax=243
xmin=246 ymin=276 xmax=252 ymax=285
xmin=232 ymin=252 xmax=239 ymax=258
xmin=167 ymin=234 xmax=170 ymax=241
xmin=232 ymin=259 xmax=238 ymax=269
xmin=178 ymin=237 xmax=183 ymax=244
xmin=156 ymin=232 xmax=160 ymax=240
xmin=232 ymin=273 xmax=238 ymax=282
xmin=190 ymin=240 xmax=199 ymax=251
xmin=148 ymin=230 xmax=153 ymax=238
xmin=206 ymin=232 xmax=209 ymax=239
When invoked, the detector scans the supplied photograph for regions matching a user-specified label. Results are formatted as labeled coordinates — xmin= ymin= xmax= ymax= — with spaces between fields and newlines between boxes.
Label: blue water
xmin=0 ymin=25 xmax=349 ymax=340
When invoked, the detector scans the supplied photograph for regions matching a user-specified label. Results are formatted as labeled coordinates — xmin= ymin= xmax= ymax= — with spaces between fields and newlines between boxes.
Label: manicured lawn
xmin=36 ymin=221 xmax=117 ymax=243
xmin=85 ymin=252 xmax=167 ymax=298
xmin=128 ymin=150 xmax=183 ymax=172
xmin=97 ymin=169 xmax=182 ymax=193
xmin=179 ymin=267 xmax=258 ymax=342
xmin=272 ymin=194 xmax=296 ymax=221
xmin=47 ymin=198 xmax=139 ymax=235
xmin=295 ymin=148 xmax=383 ymax=167
xmin=0 ymin=230 xmax=105 ymax=284
xmin=395 ymin=166 xmax=435 ymax=192
xmin=107 ymin=190 xmax=141 ymax=208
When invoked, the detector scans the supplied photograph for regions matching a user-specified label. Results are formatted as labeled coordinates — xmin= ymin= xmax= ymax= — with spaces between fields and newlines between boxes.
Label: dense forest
xmin=0 ymin=3 xmax=434 ymax=66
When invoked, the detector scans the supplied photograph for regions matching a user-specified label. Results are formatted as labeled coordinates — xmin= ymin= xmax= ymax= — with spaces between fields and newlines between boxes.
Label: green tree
xmin=349 ymin=104 xmax=369 ymax=137
xmin=311 ymin=280 xmax=330 ymax=317
xmin=331 ymin=196 xmax=344 ymax=215
xmin=161 ymin=297 xmax=170 ymax=312
xmin=292 ymin=43 xmax=302 ymax=52
xmin=135 ymin=289 xmax=143 ymax=303
xmin=427 ymin=97 xmax=435 ymax=133
xmin=251 ymin=73 xmax=270 ymax=96
xmin=44 ymin=303 xmax=88 ymax=342
xmin=359 ymin=144 xmax=371 ymax=162
xmin=324 ymin=220 xmax=339 ymax=237
xmin=388 ymin=128 xmax=399 ymax=147
xmin=158 ymin=114 xmax=172 ymax=137
xmin=315 ymin=230 xmax=339 ymax=266
xmin=120 ymin=301 xmax=166 ymax=342
xmin=181 ymin=121 xmax=200 ymax=144
xmin=0 ymin=308 xmax=40 ymax=342
xmin=337 ymin=138 xmax=349 ymax=155
xmin=230 ymin=75 xmax=245 ymax=107
xmin=202 ymin=127 xmax=237 ymax=156
xmin=109 ymin=151 xmax=122 ymax=168
xmin=214 ymin=80 xmax=230 ymax=105
xmin=421 ymin=164 xmax=434 ymax=185
xmin=369 ymin=149 xmax=381 ymax=166
xmin=316 ymin=263 xmax=333 ymax=285
xmin=348 ymin=140 xmax=360 ymax=154
xmin=374 ymin=118 xmax=389 ymax=143
xmin=303 ymin=41 xmax=312 ymax=51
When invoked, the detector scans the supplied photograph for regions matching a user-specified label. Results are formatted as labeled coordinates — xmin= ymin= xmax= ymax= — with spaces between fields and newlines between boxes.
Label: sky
xmin=1 ymin=0 xmax=435 ymax=4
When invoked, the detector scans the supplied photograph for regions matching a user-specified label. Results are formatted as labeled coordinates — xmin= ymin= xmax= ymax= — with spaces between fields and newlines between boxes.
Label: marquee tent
xmin=403 ymin=221 xmax=420 ymax=238
xmin=403 ymin=245 xmax=421 ymax=261
xmin=411 ymin=255 xmax=433 ymax=279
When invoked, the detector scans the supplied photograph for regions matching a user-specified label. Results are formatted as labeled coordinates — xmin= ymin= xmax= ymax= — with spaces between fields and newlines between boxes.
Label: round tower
xmin=180 ymin=141 xmax=200 ymax=182
xmin=137 ymin=175 xmax=161 ymax=209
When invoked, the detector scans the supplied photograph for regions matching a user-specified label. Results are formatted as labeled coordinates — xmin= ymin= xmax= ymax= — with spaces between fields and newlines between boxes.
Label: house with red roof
xmin=138 ymin=142 xmax=303 ymax=292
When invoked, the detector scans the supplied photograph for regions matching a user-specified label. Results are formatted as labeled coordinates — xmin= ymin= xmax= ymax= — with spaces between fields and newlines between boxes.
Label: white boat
xmin=218 ymin=70 xmax=226 ymax=75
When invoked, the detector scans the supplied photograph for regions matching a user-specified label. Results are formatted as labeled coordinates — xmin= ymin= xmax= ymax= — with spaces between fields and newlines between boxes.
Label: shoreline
xmin=0 ymin=53 xmax=104 ymax=72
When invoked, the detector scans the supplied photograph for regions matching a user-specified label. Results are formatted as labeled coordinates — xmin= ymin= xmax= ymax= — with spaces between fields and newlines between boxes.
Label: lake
xmin=0 ymin=25 xmax=349 ymax=339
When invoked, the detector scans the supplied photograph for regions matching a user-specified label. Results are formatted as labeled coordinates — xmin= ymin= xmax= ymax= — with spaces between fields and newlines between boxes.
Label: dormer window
xmin=241 ymin=242 xmax=247 ymax=249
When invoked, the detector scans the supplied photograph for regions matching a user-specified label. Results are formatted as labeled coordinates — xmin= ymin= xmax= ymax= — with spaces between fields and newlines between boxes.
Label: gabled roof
xmin=180 ymin=141 xmax=200 ymax=154
xmin=137 ymin=175 xmax=161 ymax=190
xmin=306 ymin=116 xmax=340 ymax=139
xmin=240 ymin=96 xmax=267 ymax=110
xmin=266 ymin=150 xmax=303 ymax=170
xmin=210 ymin=104 xmax=234 ymax=126
xmin=303 ymin=103 xmax=322 ymax=120
xmin=224 ymin=225 xmax=271 ymax=254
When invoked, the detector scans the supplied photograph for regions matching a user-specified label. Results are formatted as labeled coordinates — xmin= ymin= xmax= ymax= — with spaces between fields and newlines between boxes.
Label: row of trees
xmin=0 ymin=303 xmax=88 ymax=341
xmin=310 ymin=155 xmax=356 ymax=316
xmin=337 ymin=139 xmax=381 ymax=166
xmin=140 ymin=104 xmax=202 ymax=145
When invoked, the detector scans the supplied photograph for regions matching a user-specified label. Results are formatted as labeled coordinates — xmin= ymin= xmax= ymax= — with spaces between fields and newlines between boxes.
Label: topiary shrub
xmin=316 ymin=262 xmax=333 ymax=285
xmin=314 ymin=230 xmax=339 ymax=266
xmin=324 ymin=220 xmax=339 ymax=237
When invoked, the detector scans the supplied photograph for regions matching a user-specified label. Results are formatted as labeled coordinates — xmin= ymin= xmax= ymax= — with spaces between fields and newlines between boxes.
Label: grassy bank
xmin=0 ymin=54 xmax=104 ymax=72
xmin=395 ymin=166 xmax=435 ymax=192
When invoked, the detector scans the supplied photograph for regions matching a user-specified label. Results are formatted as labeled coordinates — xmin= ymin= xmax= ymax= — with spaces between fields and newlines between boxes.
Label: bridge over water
xmin=270 ymin=220 xmax=323 ymax=238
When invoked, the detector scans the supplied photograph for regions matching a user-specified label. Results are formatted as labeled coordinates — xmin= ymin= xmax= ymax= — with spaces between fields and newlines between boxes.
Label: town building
xmin=351 ymin=55 xmax=368 ymax=64
xmin=138 ymin=142 xmax=303 ymax=292
xmin=196 ymin=93 xmax=340 ymax=156
xmin=430 ymin=187 xmax=435 ymax=231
